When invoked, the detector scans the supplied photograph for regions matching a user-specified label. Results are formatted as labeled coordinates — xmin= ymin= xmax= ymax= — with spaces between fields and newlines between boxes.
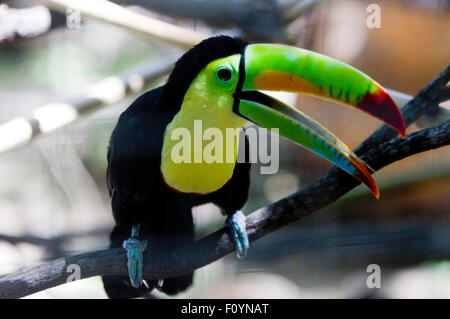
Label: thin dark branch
xmin=0 ymin=67 xmax=449 ymax=298
xmin=0 ymin=121 xmax=448 ymax=298
xmin=356 ymin=66 xmax=449 ymax=154
xmin=0 ymin=228 xmax=111 ymax=258
xmin=438 ymin=85 xmax=450 ymax=103
xmin=0 ymin=53 xmax=177 ymax=154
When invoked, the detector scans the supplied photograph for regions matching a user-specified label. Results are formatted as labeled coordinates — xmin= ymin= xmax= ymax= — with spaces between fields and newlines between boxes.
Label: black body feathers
xmin=102 ymin=36 xmax=250 ymax=298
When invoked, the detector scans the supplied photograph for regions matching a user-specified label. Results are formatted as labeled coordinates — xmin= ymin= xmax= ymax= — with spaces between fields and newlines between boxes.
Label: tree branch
xmin=356 ymin=66 xmax=449 ymax=154
xmin=0 ymin=66 xmax=449 ymax=298
xmin=115 ymin=0 xmax=284 ymax=42
xmin=0 ymin=52 xmax=178 ymax=154
xmin=40 ymin=0 xmax=209 ymax=49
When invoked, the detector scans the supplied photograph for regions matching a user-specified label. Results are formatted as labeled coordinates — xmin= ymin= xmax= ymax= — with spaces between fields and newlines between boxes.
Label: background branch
xmin=281 ymin=0 xmax=323 ymax=24
xmin=39 ymin=0 xmax=209 ymax=48
xmin=115 ymin=0 xmax=284 ymax=42
xmin=356 ymin=66 xmax=449 ymax=154
xmin=0 ymin=52 xmax=178 ymax=154
xmin=0 ymin=65 xmax=448 ymax=298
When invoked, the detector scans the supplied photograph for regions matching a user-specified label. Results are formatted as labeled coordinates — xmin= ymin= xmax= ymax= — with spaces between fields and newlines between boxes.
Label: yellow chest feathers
xmin=160 ymin=83 xmax=247 ymax=194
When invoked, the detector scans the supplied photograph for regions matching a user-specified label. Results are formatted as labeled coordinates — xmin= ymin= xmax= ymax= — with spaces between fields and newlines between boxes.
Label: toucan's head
xmin=162 ymin=36 xmax=406 ymax=198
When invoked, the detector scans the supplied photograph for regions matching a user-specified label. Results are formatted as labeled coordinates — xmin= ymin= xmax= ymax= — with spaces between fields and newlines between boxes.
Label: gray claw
xmin=227 ymin=211 xmax=249 ymax=259
xmin=123 ymin=223 xmax=147 ymax=288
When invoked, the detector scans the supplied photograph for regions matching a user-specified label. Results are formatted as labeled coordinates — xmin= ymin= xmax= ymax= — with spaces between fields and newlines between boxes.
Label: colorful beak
xmin=233 ymin=44 xmax=406 ymax=197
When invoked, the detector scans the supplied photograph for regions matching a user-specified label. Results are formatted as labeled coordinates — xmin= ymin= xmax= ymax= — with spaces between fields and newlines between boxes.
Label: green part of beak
xmin=234 ymin=91 xmax=379 ymax=197
xmin=240 ymin=44 xmax=406 ymax=137
xmin=243 ymin=44 xmax=374 ymax=105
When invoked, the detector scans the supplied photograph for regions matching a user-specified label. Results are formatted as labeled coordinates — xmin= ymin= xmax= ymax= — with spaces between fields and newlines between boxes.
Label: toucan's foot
xmin=227 ymin=211 xmax=249 ymax=259
xmin=123 ymin=223 xmax=147 ymax=288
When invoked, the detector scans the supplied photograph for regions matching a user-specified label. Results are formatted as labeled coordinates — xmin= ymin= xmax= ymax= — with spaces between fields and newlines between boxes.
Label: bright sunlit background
xmin=0 ymin=0 xmax=449 ymax=298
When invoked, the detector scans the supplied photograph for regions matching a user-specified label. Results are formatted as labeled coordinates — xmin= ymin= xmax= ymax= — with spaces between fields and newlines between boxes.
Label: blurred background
xmin=0 ymin=0 xmax=449 ymax=298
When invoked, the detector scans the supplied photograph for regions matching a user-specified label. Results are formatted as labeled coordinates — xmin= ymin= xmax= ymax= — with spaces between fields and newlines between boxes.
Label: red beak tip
xmin=353 ymin=160 xmax=380 ymax=199
xmin=394 ymin=118 xmax=407 ymax=139
xmin=393 ymin=124 xmax=406 ymax=139
xmin=357 ymin=85 xmax=406 ymax=140
xmin=380 ymin=89 xmax=407 ymax=139
xmin=367 ymin=180 xmax=380 ymax=199
xmin=399 ymin=125 xmax=407 ymax=139
xmin=373 ymin=188 xmax=380 ymax=199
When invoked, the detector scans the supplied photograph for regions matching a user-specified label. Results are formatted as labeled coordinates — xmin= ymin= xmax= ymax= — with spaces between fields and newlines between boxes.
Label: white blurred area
xmin=321 ymin=0 xmax=368 ymax=62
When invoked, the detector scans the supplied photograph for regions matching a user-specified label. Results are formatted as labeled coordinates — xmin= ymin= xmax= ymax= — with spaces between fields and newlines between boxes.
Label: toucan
xmin=101 ymin=36 xmax=405 ymax=298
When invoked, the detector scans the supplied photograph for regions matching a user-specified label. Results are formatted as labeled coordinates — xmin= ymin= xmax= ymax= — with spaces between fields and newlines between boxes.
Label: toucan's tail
xmin=102 ymin=208 xmax=195 ymax=299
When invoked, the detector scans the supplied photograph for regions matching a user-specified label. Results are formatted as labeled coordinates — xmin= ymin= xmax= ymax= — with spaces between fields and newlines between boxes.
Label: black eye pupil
xmin=217 ymin=68 xmax=232 ymax=81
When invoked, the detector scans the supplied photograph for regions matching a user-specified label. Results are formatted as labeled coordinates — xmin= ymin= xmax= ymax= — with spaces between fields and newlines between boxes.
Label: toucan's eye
xmin=216 ymin=68 xmax=232 ymax=82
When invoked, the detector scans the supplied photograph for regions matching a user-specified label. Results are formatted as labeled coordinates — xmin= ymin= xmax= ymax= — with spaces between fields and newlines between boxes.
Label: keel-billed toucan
xmin=102 ymin=36 xmax=405 ymax=298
